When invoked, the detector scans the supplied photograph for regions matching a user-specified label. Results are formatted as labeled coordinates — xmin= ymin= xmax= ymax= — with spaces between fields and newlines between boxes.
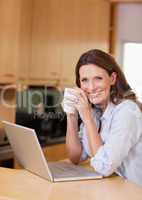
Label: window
xmin=123 ymin=42 xmax=142 ymax=101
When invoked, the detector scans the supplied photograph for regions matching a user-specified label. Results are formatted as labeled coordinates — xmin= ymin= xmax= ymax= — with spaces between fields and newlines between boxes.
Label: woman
xmin=63 ymin=49 xmax=142 ymax=186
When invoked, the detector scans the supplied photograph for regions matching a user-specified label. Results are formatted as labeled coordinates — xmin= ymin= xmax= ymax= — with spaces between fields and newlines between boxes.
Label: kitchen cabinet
xmin=0 ymin=0 xmax=111 ymax=87
xmin=43 ymin=143 xmax=67 ymax=161
xmin=0 ymin=85 xmax=16 ymax=168
xmin=0 ymin=0 xmax=21 ymax=84
xmin=0 ymin=85 xmax=16 ymax=144
xmin=0 ymin=1 xmax=18 ymax=164
xmin=29 ymin=0 xmax=62 ymax=85
xmin=28 ymin=0 xmax=110 ymax=87
xmin=60 ymin=0 xmax=111 ymax=87
xmin=17 ymin=0 xmax=33 ymax=81
xmin=0 ymin=0 xmax=33 ymax=84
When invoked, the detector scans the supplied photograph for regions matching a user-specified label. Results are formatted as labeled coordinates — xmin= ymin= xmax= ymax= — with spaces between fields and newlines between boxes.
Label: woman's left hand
xmin=74 ymin=88 xmax=92 ymax=122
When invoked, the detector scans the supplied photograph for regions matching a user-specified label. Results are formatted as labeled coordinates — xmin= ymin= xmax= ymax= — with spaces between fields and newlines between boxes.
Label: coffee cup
xmin=62 ymin=88 xmax=78 ymax=114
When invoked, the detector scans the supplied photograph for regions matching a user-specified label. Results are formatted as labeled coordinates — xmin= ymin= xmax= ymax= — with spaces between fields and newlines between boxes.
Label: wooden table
xmin=0 ymin=167 xmax=142 ymax=200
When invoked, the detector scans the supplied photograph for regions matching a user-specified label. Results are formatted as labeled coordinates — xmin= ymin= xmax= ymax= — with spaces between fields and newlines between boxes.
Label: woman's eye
xmin=95 ymin=76 xmax=103 ymax=80
xmin=81 ymin=78 xmax=88 ymax=82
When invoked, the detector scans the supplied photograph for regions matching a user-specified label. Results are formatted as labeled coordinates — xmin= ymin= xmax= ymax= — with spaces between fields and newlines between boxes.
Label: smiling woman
xmin=63 ymin=49 xmax=142 ymax=187
xmin=79 ymin=64 xmax=116 ymax=111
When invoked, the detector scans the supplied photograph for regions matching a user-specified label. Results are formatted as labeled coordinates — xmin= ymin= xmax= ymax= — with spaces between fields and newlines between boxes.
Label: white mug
xmin=62 ymin=88 xmax=78 ymax=114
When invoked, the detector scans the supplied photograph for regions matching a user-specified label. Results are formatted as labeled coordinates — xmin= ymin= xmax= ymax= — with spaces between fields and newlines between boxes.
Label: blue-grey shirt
xmin=79 ymin=100 xmax=142 ymax=186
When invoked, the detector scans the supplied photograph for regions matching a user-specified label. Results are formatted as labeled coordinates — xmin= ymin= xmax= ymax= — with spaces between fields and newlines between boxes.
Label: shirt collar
xmin=101 ymin=102 xmax=116 ymax=121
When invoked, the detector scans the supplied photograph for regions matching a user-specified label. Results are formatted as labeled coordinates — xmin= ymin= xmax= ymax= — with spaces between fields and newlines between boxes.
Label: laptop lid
xmin=2 ymin=121 xmax=53 ymax=181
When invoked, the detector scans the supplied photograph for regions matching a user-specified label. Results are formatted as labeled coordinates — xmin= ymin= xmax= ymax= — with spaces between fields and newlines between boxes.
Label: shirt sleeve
xmin=90 ymin=102 xmax=142 ymax=176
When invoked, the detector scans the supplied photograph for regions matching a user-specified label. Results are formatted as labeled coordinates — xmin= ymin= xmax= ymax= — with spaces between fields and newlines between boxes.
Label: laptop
xmin=3 ymin=121 xmax=102 ymax=182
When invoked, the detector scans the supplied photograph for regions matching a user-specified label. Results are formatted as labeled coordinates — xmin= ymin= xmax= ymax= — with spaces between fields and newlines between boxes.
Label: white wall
xmin=115 ymin=3 xmax=142 ymax=65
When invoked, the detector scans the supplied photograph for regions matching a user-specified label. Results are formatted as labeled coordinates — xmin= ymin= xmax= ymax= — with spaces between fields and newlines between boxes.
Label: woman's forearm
xmin=66 ymin=114 xmax=82 ymax=164
xmin=84 ymin=114 xmax=103 ymax=157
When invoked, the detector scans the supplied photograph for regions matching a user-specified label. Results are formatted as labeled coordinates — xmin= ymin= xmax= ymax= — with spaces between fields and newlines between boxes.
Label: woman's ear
xmin=110 ymin=72 xmax=117 ymax=85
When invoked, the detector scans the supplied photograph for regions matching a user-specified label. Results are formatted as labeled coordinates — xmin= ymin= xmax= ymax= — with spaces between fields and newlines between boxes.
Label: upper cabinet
xmin=0 ymin=0 xmax=33 ymax=84
xmin=29 ymin=0 xmax=63 ymax=85
xmin=60 ymin=0 xmax=111 ymax=87
xmin=0 ymin=0 xmax=111 ymax=87
xmin=17 ymin=0 xmax=33 ymax=82
xmin=0 ymin=0 xmax=21 ymax=84
xmin=28 ymin=0 xmax=111 ymax=87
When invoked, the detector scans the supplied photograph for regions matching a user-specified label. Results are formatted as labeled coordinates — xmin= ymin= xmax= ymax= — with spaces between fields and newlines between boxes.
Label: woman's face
xmin=79 ymin=64 xmax=116 ymax=110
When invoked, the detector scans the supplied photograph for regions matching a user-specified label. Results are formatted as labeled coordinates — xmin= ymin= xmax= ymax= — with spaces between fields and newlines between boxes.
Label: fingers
xmin=64 ymin=87 xmax=86 ymax=104
xmin=73 ymin=87 xmax=88 ymax=101
xmin=63 ymin=87 xmax=89 ymax=114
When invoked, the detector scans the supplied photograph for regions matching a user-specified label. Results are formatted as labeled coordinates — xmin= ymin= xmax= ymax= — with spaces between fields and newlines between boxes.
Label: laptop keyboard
xmin=48 ymin=161 xmax=100 ymax=178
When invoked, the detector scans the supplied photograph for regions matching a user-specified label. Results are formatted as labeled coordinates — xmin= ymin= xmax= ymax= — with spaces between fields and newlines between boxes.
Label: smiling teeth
xmin=90 ymin=93 xmax=99 ymax=97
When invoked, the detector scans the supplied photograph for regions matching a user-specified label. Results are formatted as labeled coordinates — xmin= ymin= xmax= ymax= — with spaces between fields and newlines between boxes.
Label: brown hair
xmin=75 ymin=49 xmax=141 ymax=108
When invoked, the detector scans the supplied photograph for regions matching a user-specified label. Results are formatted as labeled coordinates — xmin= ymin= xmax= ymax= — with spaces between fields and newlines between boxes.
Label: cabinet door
xmin=29 ymin=0 xmax=110 ymax=86
xmin=60 ymin=0 xmax=111 ymax=87
xmin=43 ymin=143 xmax=67 ymax=161
xmin=0 ymin=0 xmax=21 ymax=84
xmin=29 ymin=0 xmax=62 ymax=84
xmin=17 ymin=0 xmax=33 ymax=81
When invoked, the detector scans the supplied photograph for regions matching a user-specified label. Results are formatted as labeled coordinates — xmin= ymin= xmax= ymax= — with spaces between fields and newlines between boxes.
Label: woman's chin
xmin=89 ymin=98 xmax=101 ymax=105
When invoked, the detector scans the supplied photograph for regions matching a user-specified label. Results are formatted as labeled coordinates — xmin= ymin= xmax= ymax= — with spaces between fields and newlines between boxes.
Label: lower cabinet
xmin=43 ymin=143 xmax=67 ymax=161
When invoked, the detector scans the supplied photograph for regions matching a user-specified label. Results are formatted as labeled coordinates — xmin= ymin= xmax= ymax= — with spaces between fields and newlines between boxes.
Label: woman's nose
xmin=88 ymin=81 xmax=96 ymax=92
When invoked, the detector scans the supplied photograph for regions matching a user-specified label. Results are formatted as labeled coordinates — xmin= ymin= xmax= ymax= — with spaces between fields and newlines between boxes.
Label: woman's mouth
xmin=87 ymin=90 xmax=103 ymax=103
xmin=89 ymin=90 xmax=103 ymax=98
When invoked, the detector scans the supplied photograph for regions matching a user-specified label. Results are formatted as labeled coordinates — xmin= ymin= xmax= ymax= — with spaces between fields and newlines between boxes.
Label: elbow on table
xmin=66 ymin=146 xmax=82 ymax=165
xmin=91 ymin=159 xmax=116 ymax=177
xmin=68 ymin=153 xmax=81 ymax=165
